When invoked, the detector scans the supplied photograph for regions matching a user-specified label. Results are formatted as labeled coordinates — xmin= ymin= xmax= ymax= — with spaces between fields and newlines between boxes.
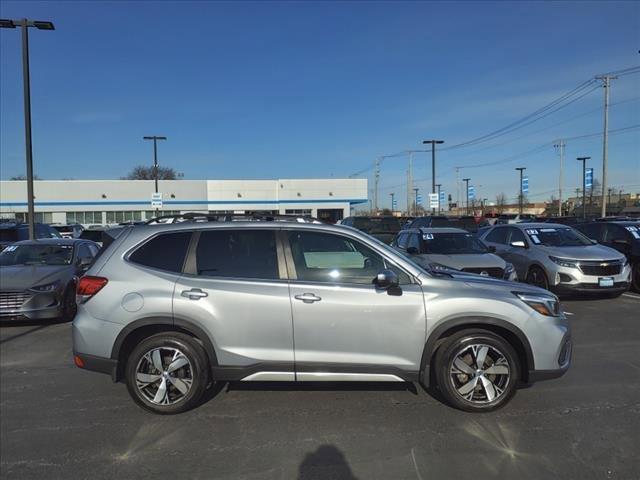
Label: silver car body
xmin=479 ymin=223 xmax=631 ymax=294
xmin=73 ymin=222 xmax=571 ymax=386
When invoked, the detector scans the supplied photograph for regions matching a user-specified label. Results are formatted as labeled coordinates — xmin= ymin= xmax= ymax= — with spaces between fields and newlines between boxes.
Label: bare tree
xmin=122 ymin=165 xmax=183 ymax=180
xmin=496 ymin=193 xmax=507 ymax=213
xmin=9 ymin=174 xmax=42 ymax=180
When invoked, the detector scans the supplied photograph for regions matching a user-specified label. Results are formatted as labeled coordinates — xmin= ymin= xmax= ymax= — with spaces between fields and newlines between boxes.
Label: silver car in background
xmin=479 ymin=223 xmax=631 ymax=296
xmin=392 ymin=227 xmax=518 ymax=281
xmin=72 ymin=218 xmax=571 ymax=414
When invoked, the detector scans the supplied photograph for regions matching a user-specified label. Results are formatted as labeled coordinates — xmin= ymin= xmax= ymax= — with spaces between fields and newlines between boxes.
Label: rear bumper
xmin=73 ymin=352 xmax=119 ymax=381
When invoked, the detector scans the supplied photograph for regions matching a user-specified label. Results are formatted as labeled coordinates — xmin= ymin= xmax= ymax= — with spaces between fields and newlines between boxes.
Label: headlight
xmin=514 ymin=291 xmax=560 ymax=317
xmin=503 ymin=262 xmax=517 ymax=280
xmin=30 ymin=281 xmax=61 ymax=293
xmin=429 ymin=263 xmax=457 ymax=272
xmin=549 ymin=256 xmax=579 ymax=269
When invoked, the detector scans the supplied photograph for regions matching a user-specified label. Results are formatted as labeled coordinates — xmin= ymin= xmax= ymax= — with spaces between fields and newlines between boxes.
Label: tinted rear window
xmin=0 ymin=229 xmax=21 ymax=242
xmin=129 ymin=231 xmax=192 ymax=273
xmin=195 ymin=230 xmax=278 ymax=279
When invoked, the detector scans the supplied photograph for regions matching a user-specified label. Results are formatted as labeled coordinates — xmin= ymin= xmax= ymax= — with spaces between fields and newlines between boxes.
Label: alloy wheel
xmin=449 ymin=344 xmax=511 ymax=404
xmin=135 ymin=347 xmax=193 ymax=405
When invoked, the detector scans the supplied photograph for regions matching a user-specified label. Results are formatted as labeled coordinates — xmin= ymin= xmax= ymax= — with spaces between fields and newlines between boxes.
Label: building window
xmin=285 ymin=209 xmax=312 ymax=216
xmin=14 ymin=212 xmax=53 ymax=224
xmin=66 ymin=211 xmax=103 ymax=224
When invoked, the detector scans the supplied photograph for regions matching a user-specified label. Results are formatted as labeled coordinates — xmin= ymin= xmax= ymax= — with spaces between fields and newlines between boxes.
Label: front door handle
xmin=181 ymin=288 xmax=208 ymax=300
xmin=294 ymin=293 xmax=322 ymax=304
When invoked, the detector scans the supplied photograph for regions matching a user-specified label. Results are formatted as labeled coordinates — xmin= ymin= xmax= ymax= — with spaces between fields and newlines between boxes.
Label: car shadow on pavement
xmin=0 ymin=324 xmax=50 ymax=345
xmin=298 ymin=444 xmax=358 ymax=480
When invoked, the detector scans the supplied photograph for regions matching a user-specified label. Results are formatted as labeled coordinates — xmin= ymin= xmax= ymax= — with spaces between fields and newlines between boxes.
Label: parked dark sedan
xmin=575 ymin=220 xmax=640 ymax=292
xmin=0 ymin=238 xmax=99 ymax=322
xmin=0 ymin=222 xmax=61 ymax=251
xmin=340 ymin=216 xmax=401 ymax=244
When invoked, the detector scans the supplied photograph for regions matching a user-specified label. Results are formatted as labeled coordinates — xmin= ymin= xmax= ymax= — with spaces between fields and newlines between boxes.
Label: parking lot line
xmin=622 ymin=293 xmax=640 ymax=300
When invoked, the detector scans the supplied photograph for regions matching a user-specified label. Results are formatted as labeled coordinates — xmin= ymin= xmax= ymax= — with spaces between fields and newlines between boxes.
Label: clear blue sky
xmin=1 ymin=1 xmax=639 ymax=209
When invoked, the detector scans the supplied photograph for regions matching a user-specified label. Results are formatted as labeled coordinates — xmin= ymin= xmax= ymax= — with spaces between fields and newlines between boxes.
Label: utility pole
xmin=413 ymin=188 xmax=419 ymax=216
xmin=463 ymin=178 xmax=471 ymax=215
xmin=373 ymin=157 xmax=380 ymax=214
xmin=390 ymin=193 xmax=395 ymax=213
xmin=143 ymin=136 xmax=167 ymax=214
xmin=554 ymin=140 xmax=566 ymax=217
xmin=596 ymin=75 xmax=617 ymax=218
xmin=407 ymin=152 xmax=413 ymax=216
xmin=516 ymin=167 xmax=526 ymax=215
xmin=608 ymin=188 xmax=612 ymax=207
xmin=576 ymin=156 xmax=590 ymax=220
xmin=1 ymin=18 xmax=55 ymax=239
xmin=435 ymin=184 xmax=442 ymax=214
xmin=423 ymin=140 xmax=444 ymax=214
xmin=455 ymin=167 xmax=461 ymax=215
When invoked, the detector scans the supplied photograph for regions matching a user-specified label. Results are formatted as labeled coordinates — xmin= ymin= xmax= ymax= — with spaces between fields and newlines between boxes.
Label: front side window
xmin=395 ymin=233 xmax=408 ymax=249
xmin=287 ymin=231 xmax=409 ymax=285
xmin=407 ymin=233 xmax=421 ymax=251
xmin=0 ymin=244 xmax=74 ymax=266
xmin=129 ymin=231 xmax=192 ymax=273
xmin=195 ymin=230 xmax=279 ymax=280
xmin=485 ymin=227 xmax=508 ymax=244
xmin=508 ymin=228 xmax=527 ymax=245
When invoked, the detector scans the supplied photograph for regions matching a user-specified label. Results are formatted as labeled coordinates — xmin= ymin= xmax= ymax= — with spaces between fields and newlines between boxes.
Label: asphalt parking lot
xmin=1 ymin=293 xmax=640 ymax=480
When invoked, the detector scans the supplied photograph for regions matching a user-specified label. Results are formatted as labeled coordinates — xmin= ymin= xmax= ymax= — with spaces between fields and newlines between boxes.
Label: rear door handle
xmin=294 ymin=293 xmax=322 ymax=304
xmin=181 ymin=288 xmax=208 ymax=300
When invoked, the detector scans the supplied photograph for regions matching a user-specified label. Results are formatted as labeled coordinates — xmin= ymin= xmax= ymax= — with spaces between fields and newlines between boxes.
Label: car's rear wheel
xmin=125 ymin=332 xmax=209 ymax=414
xmin=434 ymin=329 xmax=519 ymax=412
xmin=526 ymin=265 xmax=549 ymax=290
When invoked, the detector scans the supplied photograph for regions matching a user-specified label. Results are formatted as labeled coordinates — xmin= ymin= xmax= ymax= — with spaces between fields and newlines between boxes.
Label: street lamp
xmin=516 ymin=167 xmax=526 ymax=215
xmin=413 ymin=188 xmax=419 ymax=216
xmin=1 ymin=18 xmax=55 ymax=239
xmin=422 ymin=139 xmax=444 ymax=214
xmin=143 ymin=136 xmax=167 ymax=213
xmin=576 ymin=156 xmax=591 ymax=220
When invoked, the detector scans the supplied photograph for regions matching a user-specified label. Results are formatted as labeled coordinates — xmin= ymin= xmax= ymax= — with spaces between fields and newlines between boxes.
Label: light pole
xmin=143 ymin=136 xmax=167 ymax=213
xmin=435 ymin=183 xmax=442 ymax=214
xmin=389 ymin=193 xmax=395 ymax=214
xmin=1 ymin=18 xmax=55 ymax=239
xmin=463 ymin=178 xmax=471 ymax=215
xmin=423 ymin=139 xmax=444 ymax=214
xmin=413 ymin=188 xmax=419 ymax=216
xmin=516 ymin=167 xmax=526 ymax=215
xmin=576 ymin=156 xmax=590 ymax=220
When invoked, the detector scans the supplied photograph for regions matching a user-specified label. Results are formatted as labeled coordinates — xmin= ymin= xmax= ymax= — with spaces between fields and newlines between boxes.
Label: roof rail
xmin=145 ymin=212 xmax=324 ymax=225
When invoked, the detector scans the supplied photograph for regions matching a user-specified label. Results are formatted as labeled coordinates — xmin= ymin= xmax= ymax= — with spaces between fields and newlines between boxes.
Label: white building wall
xmin=0 ymin=178 xmax=367 ymax=223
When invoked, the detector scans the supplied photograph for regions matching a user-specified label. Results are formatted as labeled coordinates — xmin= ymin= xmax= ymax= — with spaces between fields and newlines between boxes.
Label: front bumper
xmin=528 ymin=333 xmax=572 ymax=383
xmin=0 ymin=290 xmax=63 ymax=321
xmin=547 ymin=262 xmax=632 ymax=295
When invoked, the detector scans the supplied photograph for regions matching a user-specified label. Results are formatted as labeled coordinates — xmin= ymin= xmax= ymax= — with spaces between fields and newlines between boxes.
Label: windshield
xmin=524 ymin=227 xmax=592 ymax=247
xmin=0 ymin=244 xmax=74 ymax=266
xmin=53 ymin=226 xmax=74 ymax=233
xmin=421 ymin=232 xmax=489 ymax=254
xmin=622 ymin=224 xmax=640 ymax=241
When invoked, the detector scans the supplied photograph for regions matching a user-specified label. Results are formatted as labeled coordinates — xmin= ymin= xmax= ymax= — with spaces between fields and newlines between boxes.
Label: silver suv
xmin=479 ymin=223 xmax=631 ymax=296
xmin=73 ymin=218 xmax=572 ymax=414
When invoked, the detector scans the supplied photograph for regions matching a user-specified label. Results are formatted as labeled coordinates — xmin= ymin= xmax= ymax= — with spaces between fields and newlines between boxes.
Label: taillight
xmin=76 ymin=276 xmax=108 ymax=303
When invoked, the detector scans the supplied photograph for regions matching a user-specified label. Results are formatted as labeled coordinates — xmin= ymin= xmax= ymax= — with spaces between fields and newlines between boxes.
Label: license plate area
xmin=598 ymin=277 xmax=614 ymax=287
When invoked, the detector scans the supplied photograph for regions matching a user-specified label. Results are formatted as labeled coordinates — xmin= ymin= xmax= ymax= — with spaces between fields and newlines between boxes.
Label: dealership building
xmin=0 ymin=178 xmax=368 ymax=225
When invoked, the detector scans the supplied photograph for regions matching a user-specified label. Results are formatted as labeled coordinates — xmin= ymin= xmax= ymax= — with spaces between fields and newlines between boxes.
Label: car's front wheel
xmin=125 ymin=332 xmax=209 ymax=414
xmin=434 ymin=329 xmax=519 ymax=412
xmin=526 ymin=265 xmax=549 ymax=291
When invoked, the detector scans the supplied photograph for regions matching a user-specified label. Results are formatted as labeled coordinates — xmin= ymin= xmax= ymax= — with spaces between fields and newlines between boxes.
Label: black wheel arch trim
xmin=420 ymin=316 xmax=535 ymax=386
xmin=110 ymin=315 xmax=219 ymax=382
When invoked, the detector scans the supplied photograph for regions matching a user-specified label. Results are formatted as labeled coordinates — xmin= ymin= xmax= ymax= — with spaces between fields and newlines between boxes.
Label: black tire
xmin=526 ymin=265 xmax=549 ymax=291
xmin=434 ymin=329 xmax=519 ymax=412
xmin=61 ymin=284 xmax=77 ymax=322
xmin=125 ymin=332 xmax=209 ymax=414
xmin=632 ymin=262 xmax=640 ymax=293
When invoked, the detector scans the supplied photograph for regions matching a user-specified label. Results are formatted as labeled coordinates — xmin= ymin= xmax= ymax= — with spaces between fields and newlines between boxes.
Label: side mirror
xmin=374 ymin=269 xmax=399 ymax=290
xmin=77 ymin=256 xmax=93 ymax=270
xmin=487 ymin=245 xmax=497 ymax=253
xmin=510 ymin=241 xmax=526 ymax=248
xmin=406 ymin=246 xmax=419 ymax=255
xmin=589 ymin=239 xmax=598 ymax=245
